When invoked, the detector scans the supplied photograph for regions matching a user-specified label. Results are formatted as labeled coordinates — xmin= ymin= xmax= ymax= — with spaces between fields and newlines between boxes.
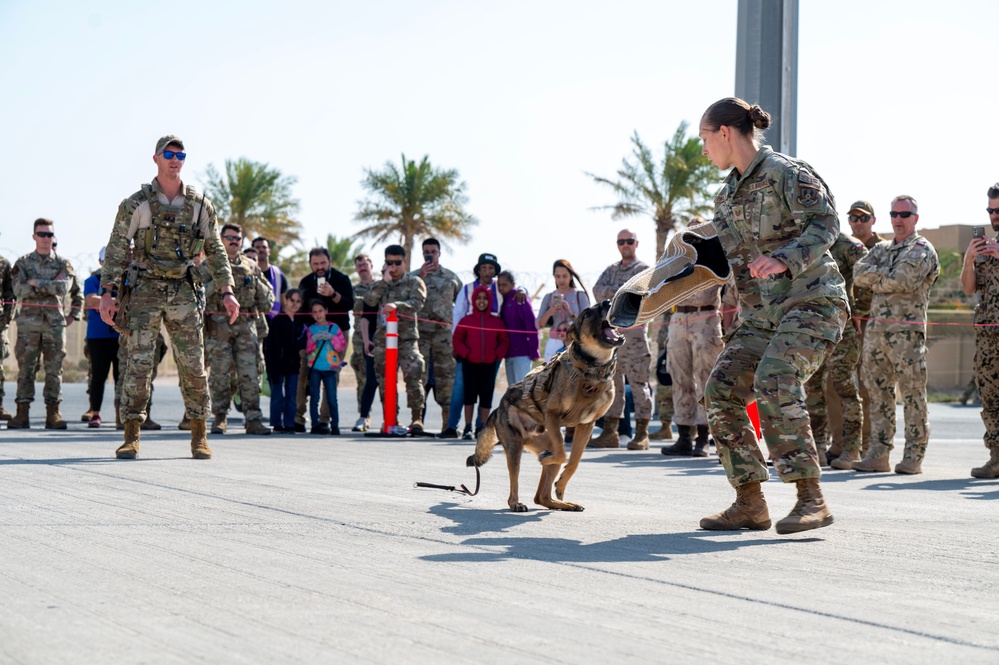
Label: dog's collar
xmin=564 ymin=342 xmax=617 ymax=383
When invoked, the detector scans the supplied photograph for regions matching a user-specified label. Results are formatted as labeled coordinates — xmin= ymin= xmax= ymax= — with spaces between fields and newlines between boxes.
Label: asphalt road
xmin=1 ymin=382 xmax=997 ymax=664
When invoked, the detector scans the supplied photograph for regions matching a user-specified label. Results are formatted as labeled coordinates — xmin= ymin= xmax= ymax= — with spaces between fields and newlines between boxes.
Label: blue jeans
xmin=505 ymin=356 xmax=532 ymax=386
xmin=360 ymin=353 xmax=378 ymax=418
xmin=448 ymin=360 xmax=500 ymax=430
xmin=309 ymin=369 xmax=339 ymax=428
xmin=269 ymin=373 xmax=298 ymax=429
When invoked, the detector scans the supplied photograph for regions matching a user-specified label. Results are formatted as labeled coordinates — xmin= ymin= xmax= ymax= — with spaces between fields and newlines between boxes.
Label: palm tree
xmin=323 ymin=234 xmax=365 ymax=278
xmin=203 ymin=158 xmax=303 ymax=251
xmin=354 ymin=154 xmax=478 ymax=270
xmin=587 ymin=123 xmax=720 ymax=258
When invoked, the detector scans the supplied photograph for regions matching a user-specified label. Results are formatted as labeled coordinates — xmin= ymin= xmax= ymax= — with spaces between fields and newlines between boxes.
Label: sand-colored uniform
xmin=350 ymin=279 xmax=375 ymax=410
xmin=413 ymin=265 xmax=462 ymax=410
xmin=12 ymin=251 xmax=82 ymax=405
xmin=854 ymin=233 xmax=940 ymax=464
xmin=972 ymin=248 xmax=999 ymax=452
xmin=101 ymin=178 xmax=234 ymax=423
xmin=594 ymin=259 xmax=653 ymax=419
xmin=668 ymin=284 xmax=725 ymax=427
xmin=705 ymin=146 xmax=849 ymax=488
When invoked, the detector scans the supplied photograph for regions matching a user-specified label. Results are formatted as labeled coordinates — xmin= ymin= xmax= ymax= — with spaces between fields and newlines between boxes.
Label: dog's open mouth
xmin=601 ymin=320 xmax=625 ymax=346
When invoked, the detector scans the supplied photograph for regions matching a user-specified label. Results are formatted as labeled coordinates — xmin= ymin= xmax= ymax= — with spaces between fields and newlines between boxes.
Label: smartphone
xmin=423 ymin=253 xmax=433 ymax=263
xmin=973 ymin=227 xmax=984 ymax=239
xmin=317 ymin=276 xmax=326 ymax=287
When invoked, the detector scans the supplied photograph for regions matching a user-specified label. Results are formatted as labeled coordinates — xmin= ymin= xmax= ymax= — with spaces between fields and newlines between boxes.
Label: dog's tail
xmin=466 ymin=410 xmax=500 ymax=468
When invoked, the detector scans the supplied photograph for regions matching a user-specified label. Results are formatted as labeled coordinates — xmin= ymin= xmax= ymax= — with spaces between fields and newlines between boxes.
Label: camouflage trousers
xmin=349 ymin=333 xmax=366 ymax=412
xmin=655 ymin=385 xmax=674 ymax=424
xmin=705 ymin=299 xmax=847 ymax=488
xmin=608 ymin=342 xmax=653 ymax=419
xmin=804 ymin=320 xmax=863 ymax=454
xmin=206 ymin=314 xmax=263 ymax=421
xmin=862 ymin=329 xmax=929 ymax=462
xmin=667 ymin=311 xmax=724 ymax=426
xmin=374 ymin=338 xmax=425 ymax=422
xmin=975 ymin=330 xmax=999 ymax=451
xmin=115 ymin=331 xmax=166 ymax=414
xmin=0 ymin=328 xmax=9 ymax=400
xmin=418 ymin=326 xmax=455 ymax=409
xmin=120 ymin=278 xmax=209 ymax=422
xmin=14 ymin=318 xmax=66 ymax=405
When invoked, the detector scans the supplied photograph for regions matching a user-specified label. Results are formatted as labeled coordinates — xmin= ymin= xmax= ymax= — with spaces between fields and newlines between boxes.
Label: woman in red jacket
xmin=453 ymin=285 xmax=510 ymax=439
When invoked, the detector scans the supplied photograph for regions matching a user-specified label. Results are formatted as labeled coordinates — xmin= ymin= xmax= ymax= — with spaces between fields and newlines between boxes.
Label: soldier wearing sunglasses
xmin=962 ymin=183 xmax=999 ymax=478
xmin=852 ymin=195 xmax=940 ymax=475
xmin=99 ymin=135 xmax=238 ymax=460
xmin=7 ymin=219 xmax=82 ymax=430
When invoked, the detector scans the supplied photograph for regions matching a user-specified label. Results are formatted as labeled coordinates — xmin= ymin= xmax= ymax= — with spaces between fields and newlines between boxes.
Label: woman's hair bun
xmin=748 ymin=105 xmax=771 ymax=130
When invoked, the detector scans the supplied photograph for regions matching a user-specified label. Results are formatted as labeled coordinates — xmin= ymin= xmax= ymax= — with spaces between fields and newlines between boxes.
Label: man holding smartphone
xmin=963 ymin=183 xmax=999 ymax=478
xmin=412 ymin=238 xmax=462 ymax=433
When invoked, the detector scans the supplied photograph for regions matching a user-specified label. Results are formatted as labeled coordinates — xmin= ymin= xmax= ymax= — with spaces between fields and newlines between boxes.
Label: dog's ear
xmin=565 ymin=322 xmax=579 ymax=345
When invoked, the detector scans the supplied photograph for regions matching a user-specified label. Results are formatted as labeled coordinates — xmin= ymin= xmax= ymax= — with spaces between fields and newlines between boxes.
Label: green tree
xmin=354 ymin=154 xmax=478 ymax=271
xmin=203 ymin=158 xmax=303 ymax=252
xmin=322 ymin=234 xmax=366 ymax=279
xmin=587 ymin=122 xmax=720 ymax=257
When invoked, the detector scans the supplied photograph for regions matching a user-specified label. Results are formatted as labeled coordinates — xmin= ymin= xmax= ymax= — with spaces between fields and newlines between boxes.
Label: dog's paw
xmin=510 ymin=503 xmax=529 ymax=512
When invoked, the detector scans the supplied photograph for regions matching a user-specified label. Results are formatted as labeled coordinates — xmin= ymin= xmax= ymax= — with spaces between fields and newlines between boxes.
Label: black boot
xmin=693 ymin=425 xmax=710 ymax=457
xmin=662 ymin=425 xmax=693 ymax=456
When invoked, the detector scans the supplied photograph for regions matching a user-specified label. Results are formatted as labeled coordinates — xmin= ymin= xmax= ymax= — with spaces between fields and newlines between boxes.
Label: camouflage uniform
xmin=653 ymin=311 xmax=674 ymax=427
xmin=854 ymin=233 xmax=940 ymax=464
xmin=972 ymin=248 xmax=999 ymax=454
xmin=11 ymin=251 xmax=82 ymax=405
xmin=668 ymin=284 xmax=725 ymax=427
xmin=705 ymin=146 xmax=849 ymax=488
xmin=854 ymin=231 xmax=883 ymax=452
xmin=201 ymin=254 xmax=274 ymax=422
xmin=594 ymin=259 xmax=653 ymax=419
xmin=412 ymin=265 xmax=462 ymax=413
xmin=0 ymin=254 xmax=13 ymax=414
xmin=115 ymin=331 xmax=167 ymax=418
xmin=350 ymin=279 xmax=375 ymax=410
xmin=102 ymin=178 xmax=234 ymax=423
xmin=364 ymin=272 xmax=427 ymax=423
xmin=803 ymin=233 xmax=868 ymax=455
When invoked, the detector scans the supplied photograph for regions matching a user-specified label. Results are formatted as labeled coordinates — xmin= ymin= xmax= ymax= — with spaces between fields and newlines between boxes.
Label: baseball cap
xmin=848 ymin=200 xmax=874 ymax=216
xmin=155 ymin=135 xmax=185 ymax=154
xmin=98 ymin=246 xmax=106 ymax=262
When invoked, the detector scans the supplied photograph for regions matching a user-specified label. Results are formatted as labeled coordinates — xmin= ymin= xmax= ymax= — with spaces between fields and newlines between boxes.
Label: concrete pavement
xmin=1 ymin=382 xmax=997 ymax=664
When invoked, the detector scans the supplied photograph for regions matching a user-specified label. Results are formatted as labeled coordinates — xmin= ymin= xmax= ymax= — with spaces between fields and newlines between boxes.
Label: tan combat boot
xmin=45 ymin=403 xmax=67 ymax=430
xmin=0 ymin=404 xmax=11 ymax=421
xmin=830 ymin=450 xmax=861 ymax=470
xmin=627 ymin=418 xmax=651 ymax=450
xmin=7 ymin=402 xmax=30 ymax=429
xmin=409 ymin=416 xmax=425 ymax=436
xmin=116 ymin=420 xmax=141 ymax=459
xmin=894 ymin=455 xmax=922 ymax=475
xmin=971 ymin=448 xmax=999 ymax=479
xmin=178 ymin=414 xmax=192 ymax=431
xmin=245 ymin=419 xmax=272 ymax=435
xmin=816 ymin=447 xmax=828 ymax=467
xmin=775 ymin=478 xmax=834 ymax=534
xmin=191 ymin=418 xmax=212 ymax=459
xmin=211 ymin=413 xmax=227 ymax=435
xmin=649 ymin=421 xmax=673 ymax=440
xmin=700 ymin=481 xmax=771 ymax=530
xmin=80 ymin=409 xmax=95 ymax=422
xmin=852 ymin=444 xmax=891 ymax=472
xmin=588 ymin=416 xmax=621 ymax=448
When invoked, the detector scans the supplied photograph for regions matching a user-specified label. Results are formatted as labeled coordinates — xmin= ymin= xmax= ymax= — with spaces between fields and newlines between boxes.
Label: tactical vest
xmin=134 ymin=184 xmax=206 ymax=278
xmin=228 ymin=257 xmax=259 ymax=312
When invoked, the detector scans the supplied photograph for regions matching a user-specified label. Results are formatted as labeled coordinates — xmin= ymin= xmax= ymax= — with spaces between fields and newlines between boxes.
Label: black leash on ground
xmin=415 ymin=466 xmax=480 ymax=496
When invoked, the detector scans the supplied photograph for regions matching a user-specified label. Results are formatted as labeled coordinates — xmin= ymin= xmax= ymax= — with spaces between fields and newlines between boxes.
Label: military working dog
xmin=467 ymin=300 xmax=625 ymax=511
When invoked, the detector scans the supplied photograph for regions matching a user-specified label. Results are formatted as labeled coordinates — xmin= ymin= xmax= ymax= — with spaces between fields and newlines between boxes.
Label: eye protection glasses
xmin=848 ymin=214 xmax=872 ymax=223
xmin=161 ymin=150 xmax=186 ymax=161
xmin=889 ymin=211 xmax=915 ymax=219
xmin=35 ymin=231 xmax=55 ymax=238
xmin=617 ymin=238 xmax=636 ymax=246
xmin=385 ymin=260 xmax=403 ymax=266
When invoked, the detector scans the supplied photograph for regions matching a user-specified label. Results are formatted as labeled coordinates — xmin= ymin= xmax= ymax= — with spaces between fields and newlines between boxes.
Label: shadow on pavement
xmin=861 ymin=477 xmax=999 ymax=500
xmin=0 ymin=456 xmax=190 ymax=465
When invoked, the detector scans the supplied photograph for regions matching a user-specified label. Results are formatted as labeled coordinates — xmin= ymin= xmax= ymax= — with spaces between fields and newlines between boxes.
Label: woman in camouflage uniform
xmin=697 ymin=98 xmax=848 ymax=535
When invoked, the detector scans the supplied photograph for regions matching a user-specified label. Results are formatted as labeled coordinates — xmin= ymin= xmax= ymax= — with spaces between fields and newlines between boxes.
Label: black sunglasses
xmin=222 ymin=235 xmax=242 ymax=242
xmin=848 ymin=214 xmax=872 ymax=223
xmin=161 ymin=150 xmax=186 ymax=161
xmin=987 ymin=208 xmax=999 ymax=215
xmin=617 ymin=238 xmax=636 ymax=245
xmin=385 ymin=260 xmax=403 ymax=266
xmin=35 ymin=231 xmax=55 ymax=238
xmin=889 ymin=211 xmax=915 ymax=219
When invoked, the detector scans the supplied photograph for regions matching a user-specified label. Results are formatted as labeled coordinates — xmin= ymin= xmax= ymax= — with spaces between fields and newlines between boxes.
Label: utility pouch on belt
xmin=112 ymin=265 xmax=139 ymax=334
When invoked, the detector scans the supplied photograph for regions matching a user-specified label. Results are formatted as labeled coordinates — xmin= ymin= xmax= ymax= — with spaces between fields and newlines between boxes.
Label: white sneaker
xmin=352 ymin=417 xmax=369 ymax=432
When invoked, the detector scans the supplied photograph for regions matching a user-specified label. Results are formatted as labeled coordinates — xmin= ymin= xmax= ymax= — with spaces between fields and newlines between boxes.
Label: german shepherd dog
xmin=466 ymin=300 xmax=625 ymax=512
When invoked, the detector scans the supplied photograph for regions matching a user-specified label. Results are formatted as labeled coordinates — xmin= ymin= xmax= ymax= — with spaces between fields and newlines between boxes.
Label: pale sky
xmin=1 ymin=0 xmax=996 ymax=296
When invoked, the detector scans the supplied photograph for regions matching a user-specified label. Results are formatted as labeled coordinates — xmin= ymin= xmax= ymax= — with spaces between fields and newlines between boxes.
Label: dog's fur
xmin=466 ymin=300 xmax=624 ymax=512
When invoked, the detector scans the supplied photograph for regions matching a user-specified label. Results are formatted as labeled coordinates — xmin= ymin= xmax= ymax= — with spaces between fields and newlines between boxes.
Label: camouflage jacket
xmin=973 ymin=250 xmax=999 ymax=328
xmin=852 ymin=231 xmax=883 ymax=322
xmin=712 ymin=146 xmax=847 ymax=340
xmin=363 ymin=272 xmax=427 ymax=342
xmin=101 ymin=178 xmax=234 ymax=293
xmin=200 ymin=253 xmax=273 ymax=318
xmin=0 ymin=253 xmax=13 ymax=328
xmin=11 ymin=251 xmax=82 ymax=326
xmin=351 ymin=279 xmax=375 ymax=345
xmin=594 ymin=258 xmax=651 ymax=341
xmin=853 ymin=233 xmax=940 ymax=334
xmin=830 ymin=232 xmax=868 ymax=314
xmin=412 ymin=265 xmax=461 ymax=333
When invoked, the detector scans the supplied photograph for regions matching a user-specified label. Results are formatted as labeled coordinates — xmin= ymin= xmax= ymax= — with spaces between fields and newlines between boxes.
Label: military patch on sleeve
xmin=795 ymin=171 xmax=822 ymax=207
